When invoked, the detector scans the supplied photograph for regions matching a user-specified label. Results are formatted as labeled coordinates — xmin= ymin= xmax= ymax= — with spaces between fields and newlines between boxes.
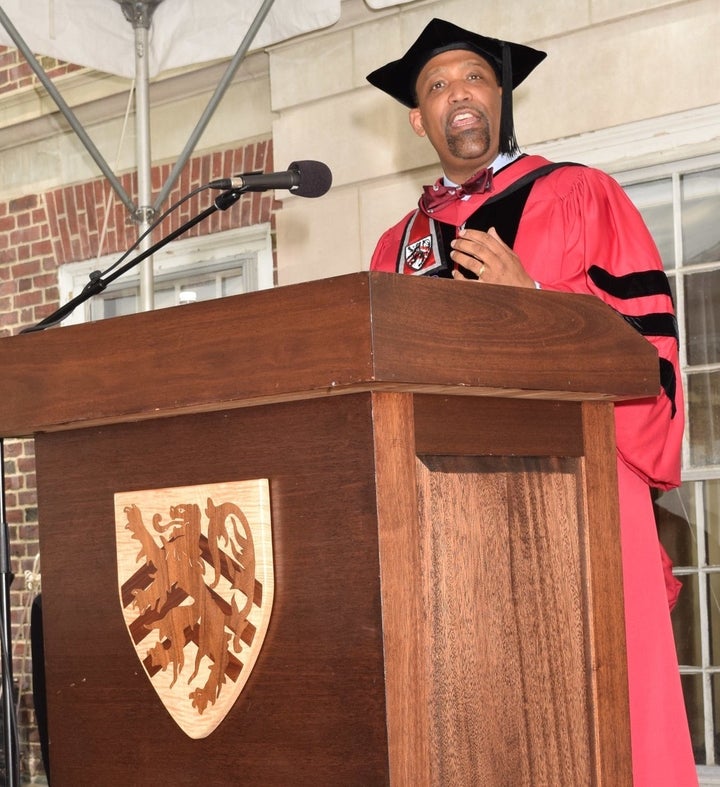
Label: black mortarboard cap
xmin=366 ymin=18 xmax=547 ymax=155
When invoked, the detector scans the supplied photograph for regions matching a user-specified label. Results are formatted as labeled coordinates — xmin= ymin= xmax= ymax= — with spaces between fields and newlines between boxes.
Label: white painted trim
xmin=527 ymin=105 xmax=720 ymax=175
xmin=57 ymin=223 xmax=273 ymax=325
xmin=698 ymin=765 xmax=720 ymax=785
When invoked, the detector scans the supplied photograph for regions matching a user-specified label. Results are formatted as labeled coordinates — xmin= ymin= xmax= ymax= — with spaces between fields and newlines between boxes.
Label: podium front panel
xmin=35 ymin=394 xmax=391 ymax=786
xmin=34 ymin=391 xmax=630 ymax=786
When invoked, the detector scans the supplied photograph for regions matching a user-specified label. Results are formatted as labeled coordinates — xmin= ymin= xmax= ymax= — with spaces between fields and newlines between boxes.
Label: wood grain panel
xmin=371 ymin=392 xmax=431 ymax=786
xmin=416 ymin=455 xmax=591 ymax=786
xmin=577 ymin=402 xmax=632 ymax=785
xmin=35 ymin=394 xmax=391 ymax=786
xmin=369 ymin=273 xmax=658 ymax=398
xmin=413 ymin=395 xmax=584 ymax=457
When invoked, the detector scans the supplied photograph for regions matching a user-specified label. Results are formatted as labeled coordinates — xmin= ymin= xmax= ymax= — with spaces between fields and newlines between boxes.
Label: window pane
xmin=624 ymin=178 xmax=674 ymax=268
xmin=222 ymin=273 xmax=247 ymax=297
xmin=710 ymin=572 xmax=720 ymax=668
xmin=155 ymin=287 xmax=177 ymax=309
xmin=655 ymin=485 xmax=697 ymax=568
xmin=687 ymin=371 xmax=720 ymax=466
xmin=708 ymin=480 xmax=720 ymax=568
xmin=685 ymin=270 xmax=720 ymax=366
xmin=673 ymin=572 xmax=701 ymax=666
xmin=102 ymin=292 xmax=137 ymax=318
xmin=681 ymin=168 xmax=720 ymax=265
xmin=683 ymin=673 xmax=704 ymax=763
xmin=183 ymin=280 xmax=216 ymax=302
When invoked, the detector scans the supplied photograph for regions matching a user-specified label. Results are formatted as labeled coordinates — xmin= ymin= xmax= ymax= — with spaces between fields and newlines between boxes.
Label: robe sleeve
xmin=516 ymin=167 xmax=683 ymax=490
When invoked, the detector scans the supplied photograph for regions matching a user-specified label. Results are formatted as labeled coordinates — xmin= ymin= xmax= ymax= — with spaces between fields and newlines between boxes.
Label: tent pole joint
xmin=115 ymin=0 xmax=162 ymax=30
xmin=132 ymin=206 xmax=156 ymax=225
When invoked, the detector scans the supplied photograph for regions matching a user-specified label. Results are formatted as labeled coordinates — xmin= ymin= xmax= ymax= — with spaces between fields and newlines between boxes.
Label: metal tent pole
xmin=154 ymin=0 xmax=277 ymax=210
xmin=117 ymin=1 xmax=160 ymax=312
xmin=116 ymin=0 xmax=276 ymax=310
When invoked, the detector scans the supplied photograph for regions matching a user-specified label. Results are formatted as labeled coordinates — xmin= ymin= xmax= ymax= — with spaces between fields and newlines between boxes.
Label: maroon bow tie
xmin=420 ymin=168 xmax=493 ymax=213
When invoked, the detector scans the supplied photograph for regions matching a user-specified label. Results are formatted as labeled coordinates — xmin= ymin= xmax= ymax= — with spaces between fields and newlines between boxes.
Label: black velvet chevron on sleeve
xmin=621 ymin=312 xmax=679 ymax=340
xmin=588 ymin=265 xmax=673 ymax=300
xmin=659 ymin=358 xmax=678 ymax=418
xmin=588 ymin=264 xmax=678 ymax=417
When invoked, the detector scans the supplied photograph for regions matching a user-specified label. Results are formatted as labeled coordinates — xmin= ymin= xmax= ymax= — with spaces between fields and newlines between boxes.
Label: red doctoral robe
xmin=370 ymin=154 xmax=697 ymax=786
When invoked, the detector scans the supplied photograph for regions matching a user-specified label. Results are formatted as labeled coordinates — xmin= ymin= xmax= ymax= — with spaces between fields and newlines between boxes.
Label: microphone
xmin=208 ymin=160 xmax=332 ymax=198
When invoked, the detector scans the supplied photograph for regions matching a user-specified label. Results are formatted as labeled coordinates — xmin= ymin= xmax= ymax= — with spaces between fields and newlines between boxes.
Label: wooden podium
xmin=0 ymin=272 xmax=657 ymax=786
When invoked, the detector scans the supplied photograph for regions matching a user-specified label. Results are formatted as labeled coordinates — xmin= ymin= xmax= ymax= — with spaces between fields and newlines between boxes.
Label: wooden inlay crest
xmin=114 ymin=479 xmax=273 ymax=738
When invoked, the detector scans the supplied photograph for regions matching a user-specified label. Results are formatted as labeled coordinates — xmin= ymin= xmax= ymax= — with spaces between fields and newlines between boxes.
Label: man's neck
xmin=444 ymin=150 xmax=522 ymax=186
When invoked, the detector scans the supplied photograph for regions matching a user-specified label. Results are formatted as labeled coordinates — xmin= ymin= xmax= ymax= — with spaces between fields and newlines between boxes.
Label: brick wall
xmin=0 ymin=45 xmax=83 ymax=95
xmin=1 ymin=138 xmax=277 ymax=782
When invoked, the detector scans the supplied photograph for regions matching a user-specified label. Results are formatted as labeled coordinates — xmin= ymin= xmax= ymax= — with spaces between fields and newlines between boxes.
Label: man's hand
xmin=450 ymin=227 xmax=535 ymax=288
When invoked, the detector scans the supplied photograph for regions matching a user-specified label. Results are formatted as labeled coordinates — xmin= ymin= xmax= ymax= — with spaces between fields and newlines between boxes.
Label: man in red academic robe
xmin=367 ymin=17 xmax=696 ymax=786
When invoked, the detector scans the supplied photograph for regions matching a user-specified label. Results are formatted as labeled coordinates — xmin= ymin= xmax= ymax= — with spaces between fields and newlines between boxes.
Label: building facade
xmin=0 ymin=0 xmax=718 ymax=782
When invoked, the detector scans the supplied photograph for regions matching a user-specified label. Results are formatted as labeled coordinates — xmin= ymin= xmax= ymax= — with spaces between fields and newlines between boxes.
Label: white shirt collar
xmin=443 ymin=150 xmax=522 ymax=187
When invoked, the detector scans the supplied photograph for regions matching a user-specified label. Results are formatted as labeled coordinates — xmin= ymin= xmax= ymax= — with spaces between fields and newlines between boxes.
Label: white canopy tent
xmin=0 ymin=0 xmax=414 ymax=77
xmin=0 ymin=0 xmax=344 ymax=78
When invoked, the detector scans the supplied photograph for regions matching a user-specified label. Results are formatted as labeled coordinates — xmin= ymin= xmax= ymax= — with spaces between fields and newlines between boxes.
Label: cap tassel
xmin=500 ymin=43 xmax=518 ymax=155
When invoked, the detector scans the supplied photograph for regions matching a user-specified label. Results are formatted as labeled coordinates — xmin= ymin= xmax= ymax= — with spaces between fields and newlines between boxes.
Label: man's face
xmin=409 ymin=49 xmax=502 ymax=183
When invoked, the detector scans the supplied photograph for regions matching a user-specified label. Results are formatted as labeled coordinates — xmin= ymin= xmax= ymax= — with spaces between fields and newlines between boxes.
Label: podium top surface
xmin=0 ymin=272 xmax=659 ymax=436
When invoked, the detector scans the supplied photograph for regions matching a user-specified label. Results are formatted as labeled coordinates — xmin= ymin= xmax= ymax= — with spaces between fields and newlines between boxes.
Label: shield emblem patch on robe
xmin=114 ymin=479 xmax=273 ymax=739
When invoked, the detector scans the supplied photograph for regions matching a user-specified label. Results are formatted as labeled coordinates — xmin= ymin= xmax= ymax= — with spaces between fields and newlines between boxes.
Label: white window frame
xmin=57 ymin=223 xmax=274 ymax=325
